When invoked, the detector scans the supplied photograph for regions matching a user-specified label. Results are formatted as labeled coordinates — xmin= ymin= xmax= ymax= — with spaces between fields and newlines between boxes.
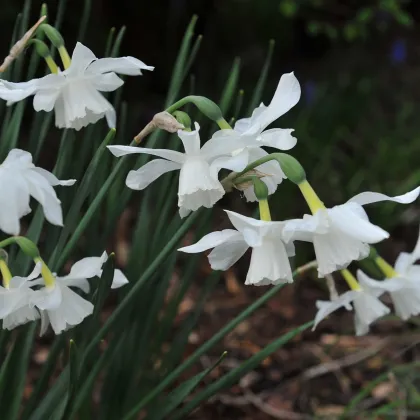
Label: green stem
xmin=123 ymin=262 xmax=316 ymax=419
xmin=0 ymin=238 xmax=17 ymax=249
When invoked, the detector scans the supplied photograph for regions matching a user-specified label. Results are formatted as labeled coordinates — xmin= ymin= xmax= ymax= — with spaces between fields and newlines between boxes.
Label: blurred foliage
xmin=279 ymin=0 xmax=414 ymax=41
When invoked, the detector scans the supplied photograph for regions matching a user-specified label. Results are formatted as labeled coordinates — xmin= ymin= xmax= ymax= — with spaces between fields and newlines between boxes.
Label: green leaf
xmin=246 ymin=39 xmax=275 ymax=116
xmin=171 ymin=321 xmax=313 ymax=419
xmin=219 ymin=57 xmax=241 ymax=115
xmin=149 ymin=352 xmax=227 ymax=420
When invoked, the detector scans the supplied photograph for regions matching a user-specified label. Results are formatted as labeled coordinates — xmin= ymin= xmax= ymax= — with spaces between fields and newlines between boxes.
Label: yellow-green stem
xmin=259 ymin=199 xmax=271 ymax=221
xmin=298 ymin=180 xmax=325 ymax=214
xmin=0 ymin=259 xmax=12 ymax=289
xmin=34 ymin=257 xmax=55 ymax=288
xmin=341 ymin=269 xmax=361 ymax=291
xmin=375 ymin=256 xmax=399 ymax=278
xmin=58 ymin=46 xmax=71 ymax=69
xmin=216 ymin=118 xmax=232 ymax=130
xmin=45 ymin=55 xmax=59 ymax=73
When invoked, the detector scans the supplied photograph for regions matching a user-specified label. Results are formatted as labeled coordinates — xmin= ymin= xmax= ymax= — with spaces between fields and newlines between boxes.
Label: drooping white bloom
xmin=0 ymin=263 xmax=42 ymax=330
xmin=0 ymin=42 xmax=153 ymax=130
xmin=0 ymin=149 xmax=76 ymax=235
xmin=313 ymin=270 xmax=390 ymax=336
xmin=283 ymin=187 xmax=420 ymax=277
xmin=108 ymin=123 xmax=251 ymax=215
xmin=214 ymin=72 xmax=301 ymax=201
xmin=358 ymin=231 xmax=420 ymax=320
xmin=179 ymin=210 xmax=294 ymax=285
xmin=30 ymin=253 xmax=129 ymax=335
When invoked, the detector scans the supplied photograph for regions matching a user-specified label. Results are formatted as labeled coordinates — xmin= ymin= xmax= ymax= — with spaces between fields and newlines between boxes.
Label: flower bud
xmin=39 ymin=23 xmax=65 ymax=48
xmin=30 ymin=39 xmax=51 ymax=58
xmin=15 ymin=237 xmax=40 ymax=258
xmin=172 ymin=111 xmax=191 ymax=130
xmin=252 ymin=177 xmax=269 ymax=201
xmin=233 ymin=170 xmax=268 ymax=192
xmin=275 ymin=154 xmax=306 ymax=185
xmin=134 ymin=111 xmax=184 ymax=144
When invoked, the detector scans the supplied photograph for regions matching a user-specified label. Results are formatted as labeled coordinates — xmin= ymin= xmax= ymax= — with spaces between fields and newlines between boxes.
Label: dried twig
xmin=0 ymin=15 xmax=46 ymax=72
xmin=302 ymin=338 xmax=389 ymax=381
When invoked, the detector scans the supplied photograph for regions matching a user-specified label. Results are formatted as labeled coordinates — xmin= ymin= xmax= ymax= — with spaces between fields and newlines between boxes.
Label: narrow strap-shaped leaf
xmin=246 ymin=39 xmax=275 ymax=116
xmin=49 ymin=129 xmax=116 ymax=270
xmin=61 ymin=340 xmax=79 ymax=420
xmin=219 ymin=57 xmax=241 ymax=115
xmin=110 ymin=26 xmax=126 ymax=58
xmin=124 ymin=282 xmax=287 ymax=413
xmin=181 ymin=34 xmax=202 ymax=84
xmin=233 ymin=89 xmax=244 ymax=121
xmin=28 ymin=369 xmax=69 ymax=420
xmin=104 ymin=27 xmax=116 ymax=57
xmin=165 ymin=15 xmax=198 ymax=108
xmin=91 ymin=254 xmax=115 ymax=320
xmin=4 ymin=324 xmax=36 ymax=420
xmin=170 ymin=321 xmax=313 ymax=420
xmin=148 ymin=352 xmax=227 ymax=420
xmin=0 ymin=101 xmax=25 ymax=160
xmin=77 ymin=0 xmax=92 ymax=42
xmin=21 ymin=336 xmax=65 ymax=420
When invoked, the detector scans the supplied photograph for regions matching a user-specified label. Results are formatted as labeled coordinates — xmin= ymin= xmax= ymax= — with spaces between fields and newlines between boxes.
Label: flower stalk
xmin=34 ymin=257 xmax=55 ymax=288
xmin=0 ymin=253 xmax=12 ymax=289
xmin=298 ymin=180 xmax=325 ymax=214
xmin=341 ymin=269 xmax=361 ymax=291
xmin=374 ymin=255 xmax=399 ymax=278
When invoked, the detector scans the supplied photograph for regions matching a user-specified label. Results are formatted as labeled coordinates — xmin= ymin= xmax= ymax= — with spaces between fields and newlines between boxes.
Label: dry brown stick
xmin=244 ymin=390 xmax=313 ymax=420
xmin=0 ymin=15 xmax=46 ymax=73
xmin=302 ymin=338 xmax=389 ymax=381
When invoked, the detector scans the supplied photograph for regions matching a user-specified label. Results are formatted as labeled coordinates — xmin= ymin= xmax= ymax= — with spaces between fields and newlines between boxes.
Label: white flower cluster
xmin=0 ymin=22 xmax=419 ymax=338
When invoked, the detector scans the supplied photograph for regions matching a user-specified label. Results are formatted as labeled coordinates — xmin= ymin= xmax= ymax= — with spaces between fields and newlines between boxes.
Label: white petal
xmin=353 ymin=292 xmax=389 ymax=336
xmin=233 ymin=104 xmax=266 ymax=134
xmin=107 ymin=145 xmax=186 ymax=164
xmin=32 ymin=284 xmax=62 ymax=311
xmin=282 ymin=211 xmax=329 ymax=243
xmin=199 ymin=131 xmax=249 ymax=160
xmin=25 ymin=171 xmax=64 ymax=226
xmin=210 ymin=148 xmax=249 ymax=178
xmin=356 ymin=270 xmax=403 ymax=295
xmin=348 ymin=186 xmax=420 ymax=206
xmin=178 ymin=158 xmax=224 ymax=211
xmin=2 ymin=148 xmax=33 ymax=166
xmin=328 ymin=203 xmax=389 ymax=243
xmin=0 ymin=172 xmax=27 ymax=235
xmin=313 ymin=291 xmax=357 ymax=330
xmin=178 ymin=229 xmax=243 ymax=253
xmin=0 ymin=79 xmax=39 ymax=102
xmin=313 ymin=227 xmax=370 ymax=277
xmin=66 ymin=256 xmax=105 ymax=279
xmin=91 ymin=73 xmax=124 ymax=92
xmin=46 ymin=285 xmax=93 ymax=334
xmin=179 ymin=207 xmax=192 ymax=219
xmin=31 ymin=168 xmax=76 ymax=186
xmin=244 ymin=72 xmax=301 ymax=134
xmin=394 ymin=252 xmax=413 ymax=274
xmin=208 ymin=238 xmax=249 ymax=271
xmin=177 ymin=123 xmax=201 ymax=155
xmin=258 ymin=128 xmax=297 ymax=150
xmin=3 ymin=305 xmax=39 ymax=330
xmin=111 ymin=269 xmax=129 ymax=289
xmin=33 ymin=88 xmax=61 ymax=112
xmin=126 ymin=159 xmax=181 ymax=190
xmin=409 ymin=225 xmax=420 ymax=265
xmin=88 ymin=56 xmax=154 ymax=76
xmin=105 ymin=107 xmax=116 ymax=129
xmin=67 ymin=42 xmax=97 ymax=75
xmin=245 ymin=238 xmax=293 ymax=285
xmin=389 ymin=284 xmax=420 ymax=320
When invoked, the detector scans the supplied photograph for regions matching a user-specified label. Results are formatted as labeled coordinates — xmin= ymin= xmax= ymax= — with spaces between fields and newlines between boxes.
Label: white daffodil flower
xmin=313 ymin=270 xmax=390 ymax=336
xmin=0 ymin=42 xmax=153 ymax=130
xmin=30 ymin=253 xmax=128 ymax=335
xmin=359 ymin=232 xmax=420 ymax=320
xmin=0 ymin=149 xmax=76 ymax=235
xmin=178 ymin=210 xmax=294 ymax=285
xmin=0 ymin=263 xmax=42 ymax=330
xmin=108 ymin=123 xmax=251 ymax=215
xmin=283 ymin=187 xmax=420 ymax=277
xmin=213 ymin=72 xmax=300 ymax=201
